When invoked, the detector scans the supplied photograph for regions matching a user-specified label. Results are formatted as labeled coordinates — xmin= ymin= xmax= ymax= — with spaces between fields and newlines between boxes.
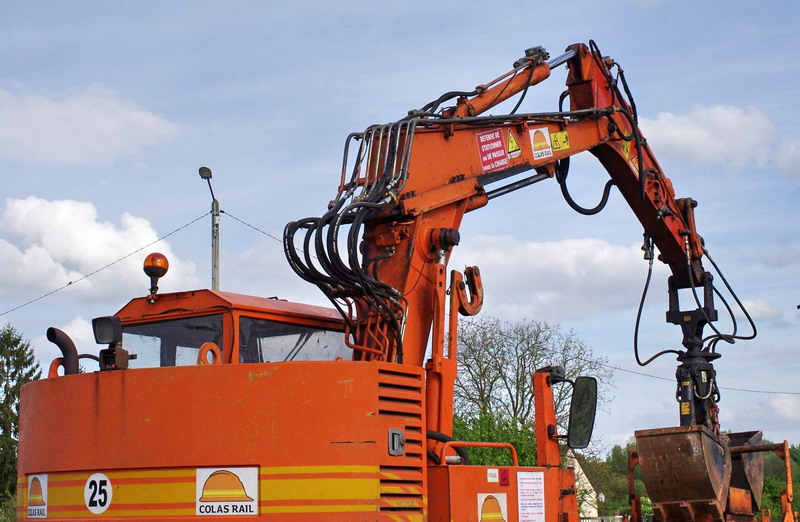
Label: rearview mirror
xmin=567 ymin=376 xmax=597 ymax=449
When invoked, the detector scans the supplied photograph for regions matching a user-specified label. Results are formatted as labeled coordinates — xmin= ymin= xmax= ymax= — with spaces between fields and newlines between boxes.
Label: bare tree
xmin=454 ymin=316 xmax=613 ymax=431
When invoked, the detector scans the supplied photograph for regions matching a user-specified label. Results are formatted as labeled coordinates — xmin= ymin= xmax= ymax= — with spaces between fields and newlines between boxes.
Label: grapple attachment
xmin=728 ymin=430 xmax=765 ymax=513
xmin=635 ymin=425 xmax=731 ymax=521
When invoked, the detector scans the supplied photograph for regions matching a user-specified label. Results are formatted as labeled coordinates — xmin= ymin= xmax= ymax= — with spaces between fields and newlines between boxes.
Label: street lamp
xmin=199 ymin=166 xmax=220 ymax=290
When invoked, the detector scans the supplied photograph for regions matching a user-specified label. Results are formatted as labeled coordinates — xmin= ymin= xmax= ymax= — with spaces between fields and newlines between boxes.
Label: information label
xmin=517 ymin=471 xmax=545 ymax=522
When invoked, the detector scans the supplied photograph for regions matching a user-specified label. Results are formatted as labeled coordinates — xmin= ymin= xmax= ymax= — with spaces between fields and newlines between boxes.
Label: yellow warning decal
xmin=550 ymin=131 xmax=570 ymax=152
xmin=680 ymin=402 xmax=691 ymax=415
xmin=621 ymin=141 xmax=631 ymax=159
xmin=507 ymin=130 xmax=521 ymax=158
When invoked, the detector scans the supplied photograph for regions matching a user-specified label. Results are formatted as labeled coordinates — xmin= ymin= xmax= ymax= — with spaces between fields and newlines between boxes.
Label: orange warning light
xmin=480 ymin=495 xmax=505 ymax=522
xmin=28 ymin=477 xmax=45 ymax=506
xmin=143 ymin=252 xmax=169 ymax=278
xmin=200 ymin=470 xmax=253 ymax=502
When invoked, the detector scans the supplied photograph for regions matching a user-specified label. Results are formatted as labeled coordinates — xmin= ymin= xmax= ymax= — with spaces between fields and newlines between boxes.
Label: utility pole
xmin=198 ymin=166 xmax=220 ymax=290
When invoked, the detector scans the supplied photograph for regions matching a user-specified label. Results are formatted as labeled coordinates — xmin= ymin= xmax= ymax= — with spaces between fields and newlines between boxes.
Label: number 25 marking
xmin=84 ymin=473 xmax=113 ymax=514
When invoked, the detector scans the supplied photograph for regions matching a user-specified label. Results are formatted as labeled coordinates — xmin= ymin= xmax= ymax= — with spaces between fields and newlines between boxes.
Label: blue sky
xmin=1 ymin=1 xmax=799 ymax=450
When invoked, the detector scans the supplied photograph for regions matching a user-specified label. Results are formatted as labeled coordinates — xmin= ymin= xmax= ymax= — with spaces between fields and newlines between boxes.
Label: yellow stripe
xmin=262 ymin=504 xmax=377 ymax=513
xmin=262 ymin=478 xmax=378 ymax=501
xmin=380 ymin=485 xmax=423 ymax=494
xmin=49 ymin=468 xmax=194 ymax=482
xmin=261 ymin=465 xmax=378 ymax=475
xmin=30 ymin=467 xmax=384 ymax=517
xmin=46 ymin=481 xmax=195 ymax=506
xmin=48 ymin=508 xmax=193 ymax=518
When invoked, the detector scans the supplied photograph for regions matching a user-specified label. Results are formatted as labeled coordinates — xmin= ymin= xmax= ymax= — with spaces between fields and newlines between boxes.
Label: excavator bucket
xmin=635 ymin=425 xmax=731 ymax=521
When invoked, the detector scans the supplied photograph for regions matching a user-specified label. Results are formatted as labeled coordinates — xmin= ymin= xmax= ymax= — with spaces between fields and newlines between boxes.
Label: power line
xmin=220 ymin=209 xmax=316 ymax=260
xmin=220 ymin=210 xmax=282 ymax=243
xmin=1 ymin=212 xmax=209 ymax=317
xmin=605 ymin=362 xmax=800 ymax=395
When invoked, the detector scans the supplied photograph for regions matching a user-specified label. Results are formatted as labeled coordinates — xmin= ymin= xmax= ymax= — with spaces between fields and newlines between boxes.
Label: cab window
xmin=123 ymin=315 xmax=223 ymax=368
xmin=239 ymin=316 xmax=349 ymax=362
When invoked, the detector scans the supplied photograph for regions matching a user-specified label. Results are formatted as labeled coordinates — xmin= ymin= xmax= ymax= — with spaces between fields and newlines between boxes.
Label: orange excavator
xmin=17 ymin=41 xmax=794 ymax=521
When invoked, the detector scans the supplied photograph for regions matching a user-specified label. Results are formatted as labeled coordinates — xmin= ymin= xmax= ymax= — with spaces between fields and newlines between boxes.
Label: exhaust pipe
xmin=46 ymin=327 xmax=79 ymax=375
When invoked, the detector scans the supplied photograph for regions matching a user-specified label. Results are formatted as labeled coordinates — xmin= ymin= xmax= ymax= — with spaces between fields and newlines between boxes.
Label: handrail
xmin=437 ymin=441 xmax=518 ymax=466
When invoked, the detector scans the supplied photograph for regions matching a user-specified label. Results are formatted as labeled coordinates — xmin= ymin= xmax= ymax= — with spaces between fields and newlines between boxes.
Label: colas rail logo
xmin=200 ymin=471 xmax=253 ymax=502
xmin=28 ymin=477 xmax=46 ymax=506
xmin=27 ymin=475 xmax=48 ymax=518
xmin=196 ymin=468 xmax=259 ymax=516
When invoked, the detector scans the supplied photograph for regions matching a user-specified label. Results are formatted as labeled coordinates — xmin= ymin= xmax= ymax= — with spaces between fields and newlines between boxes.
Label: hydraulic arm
xmin=284 ymin=41 xmax=753 ymax=434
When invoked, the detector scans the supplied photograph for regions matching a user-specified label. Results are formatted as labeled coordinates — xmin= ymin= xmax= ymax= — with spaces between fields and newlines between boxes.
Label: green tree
xmin=453 ymin=412 xmax=537 ymax=466
xmin=760 ymin=441 xmax=800 ymax=517
xmin=0 ymin=324 xmax=41 ymax=501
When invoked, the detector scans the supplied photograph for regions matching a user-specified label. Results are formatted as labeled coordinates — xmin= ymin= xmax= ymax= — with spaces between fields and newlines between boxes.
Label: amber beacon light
xmin=144 ymin=252 xmax=169 ymax=299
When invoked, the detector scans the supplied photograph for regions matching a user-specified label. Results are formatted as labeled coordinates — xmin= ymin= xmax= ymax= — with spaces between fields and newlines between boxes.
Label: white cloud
xmin=0 ymin=85 xmax=182 ymax=165
xmin=776 ymin=138 xmax=800 ymax=179
xmin=763 ymin=244 xmax=800 ymax=269
xmin=739 ymin=298 xmax=782 ymax=322
xmin=0 ymin=196 xmax=199 ymax=304
xmin=449 ymin=235 xmax=665 ymax=322
xmin=640 ymin=105 xmax=799 ymax=179
xmin=221 ymin=240 xmax=332 ymax=307
xmin=762 ymin=394 xmax=800 ymax=422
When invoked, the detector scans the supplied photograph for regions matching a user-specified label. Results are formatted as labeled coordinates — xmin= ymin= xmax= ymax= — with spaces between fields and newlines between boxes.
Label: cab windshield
xmin=121 ymin=314 xmax=350 ymax=368
xmin=123 ymin=315 xmax=223 ymax=368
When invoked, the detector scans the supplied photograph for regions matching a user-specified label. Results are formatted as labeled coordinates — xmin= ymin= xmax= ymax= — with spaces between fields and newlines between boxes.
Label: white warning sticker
xmin=27 ymin=474 xmax=47 ymax=518
xmin=529 ymin=127 xmax=553 ymax=161
xmin=196 ymin=467 xmax=259 ymax=516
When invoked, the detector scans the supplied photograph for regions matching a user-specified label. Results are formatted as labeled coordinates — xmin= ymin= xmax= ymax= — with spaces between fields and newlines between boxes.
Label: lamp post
xmin=199 ymin=166 xmax=220 ymax=290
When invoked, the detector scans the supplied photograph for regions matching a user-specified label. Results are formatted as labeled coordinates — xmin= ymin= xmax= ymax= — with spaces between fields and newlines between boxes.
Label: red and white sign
xmin=476 ymin=129 xmax=509 ymax=173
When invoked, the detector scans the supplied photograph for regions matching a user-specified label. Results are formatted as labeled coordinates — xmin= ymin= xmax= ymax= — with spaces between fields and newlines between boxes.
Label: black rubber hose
xmin=426 ymin=430 xmax=471 ymax=465
xmin=556 ymin=158 xmax=615 ymax=215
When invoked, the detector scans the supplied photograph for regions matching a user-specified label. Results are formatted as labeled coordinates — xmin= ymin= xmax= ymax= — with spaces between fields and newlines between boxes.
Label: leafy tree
xmin=453 ymin=412 xmax=537 ymax=466
xmin=0 ymin=324 xmax=41 ymax=501
xmin=760 ymin=441 xmax=800 ymax=517
xmin=579 ymin=444 xmax=634 ymax=516
xmin=454 ymin=316 xmax=613 ymax=432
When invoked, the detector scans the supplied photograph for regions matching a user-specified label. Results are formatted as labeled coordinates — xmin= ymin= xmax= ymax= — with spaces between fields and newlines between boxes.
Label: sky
xmin=1 ymin=1 xmax=799 ymax=452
